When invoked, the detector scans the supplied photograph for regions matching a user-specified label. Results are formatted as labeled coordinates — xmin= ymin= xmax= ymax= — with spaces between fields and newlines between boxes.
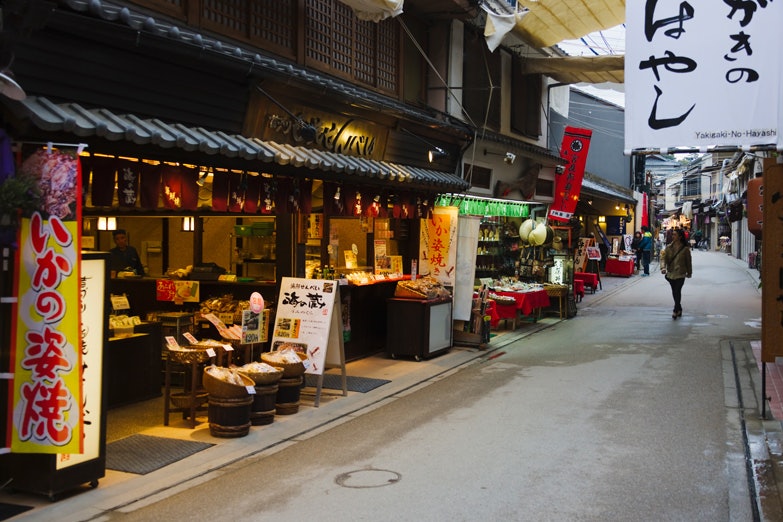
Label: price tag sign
xmin=110 ymin=295 xmax=130 ymax=311
xmin=165 ymin=336 xmax=180 ymax=349
xmin=222 ymin=343 xmax=234 ymax=352
xmin=206 ymin=348 xmax=216 ymax=358
xmin=246 ymin=386 xmax=256 ymax=395
xmin=183 ymin=332 xmax=199 ymax=345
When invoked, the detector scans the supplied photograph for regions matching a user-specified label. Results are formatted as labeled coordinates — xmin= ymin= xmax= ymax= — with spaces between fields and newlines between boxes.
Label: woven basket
xmin=203 ymin=367 xmax=254 ymax=398
xmin=240 ymin=366 xmax=284 ymax=386
xmin=168 ymin=347 xmax=211 ymax=365
xmin=260 ymin=351 xmax=308 ymax=378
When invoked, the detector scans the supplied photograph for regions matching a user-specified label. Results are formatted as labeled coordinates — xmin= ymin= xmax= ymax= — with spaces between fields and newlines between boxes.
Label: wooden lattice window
xmin=305 ymin=0 xmax=399 ymax=94
xmin=200 ymin=0 xmax=296 ymax=60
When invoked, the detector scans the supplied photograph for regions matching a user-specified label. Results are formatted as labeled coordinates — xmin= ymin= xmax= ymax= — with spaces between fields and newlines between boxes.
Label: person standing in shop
xmin=109 ymin=229 xmax=145 ymax=276
xmin=660 ymin=228 xmax=692 ymax=319
xmin=638 ymin=226 xmax=653 ymax=276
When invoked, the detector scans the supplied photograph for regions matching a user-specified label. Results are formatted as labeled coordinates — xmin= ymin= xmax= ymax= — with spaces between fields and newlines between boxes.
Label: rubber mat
xmin=106 ymin=434 xmax=213 ymax=475
xmin=0 ymin=502 xmax=33 ymax=521
xmin=304 ymin=374 xmax=390 ymax=393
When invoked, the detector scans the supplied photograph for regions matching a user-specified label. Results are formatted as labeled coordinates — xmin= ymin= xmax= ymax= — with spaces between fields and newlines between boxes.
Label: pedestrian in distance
xmin=631 ymin=230 xmax=642 ymax=271
xmin=660 ymin=228 xmax=692 ymax=320
xmin=638 ymin=226 xmax=654 ymax=276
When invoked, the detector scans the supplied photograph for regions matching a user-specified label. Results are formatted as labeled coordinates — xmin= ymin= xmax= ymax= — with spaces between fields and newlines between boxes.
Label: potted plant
xmin=0 ymin=172 xmax=41 ymax=245
xmin=0 ymin=172 xmax=41 ymax=226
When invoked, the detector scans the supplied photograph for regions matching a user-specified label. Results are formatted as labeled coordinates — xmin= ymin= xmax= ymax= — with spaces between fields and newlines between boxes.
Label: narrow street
xmin=77 ymin=250 xmax=769 ymax=522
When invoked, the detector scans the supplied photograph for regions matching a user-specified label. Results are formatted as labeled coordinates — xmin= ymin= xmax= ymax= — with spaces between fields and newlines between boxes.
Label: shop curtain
xmin=227 ymin=172 xmax=244 ymax=212
xmin=242 ymin=174 xmax=262 ymax=214
xmin=89 ymin=155 xmax=116 ymax=207
xmin=160 ymin=165 xmax=198 ymax=211
xmin=116 ymin=158 xmax=140 ymax=208
xmin=259 ymin=177 xmax=277 ymax=215
xmin=211 ymin=170 xmax=230 ymax=212
xmin=139 ymin=163 xmax=162 ymax=210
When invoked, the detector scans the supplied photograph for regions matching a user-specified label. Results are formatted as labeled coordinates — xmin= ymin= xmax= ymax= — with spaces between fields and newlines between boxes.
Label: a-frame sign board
xmin=270 ymin=277 xmax=346 ymax=407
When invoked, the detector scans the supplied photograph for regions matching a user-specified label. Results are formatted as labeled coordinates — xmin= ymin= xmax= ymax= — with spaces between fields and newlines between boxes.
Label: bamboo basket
xmin=203 ymin=366 xmax=254 ymax=398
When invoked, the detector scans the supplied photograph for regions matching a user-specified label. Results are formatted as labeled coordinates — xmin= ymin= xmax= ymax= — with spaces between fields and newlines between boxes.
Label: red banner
xmin=548 ymin=127 xmax=592 ymax=222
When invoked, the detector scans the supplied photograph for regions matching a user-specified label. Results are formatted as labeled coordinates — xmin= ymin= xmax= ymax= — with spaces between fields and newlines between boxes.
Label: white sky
xmin=557 ymin=24 xmax=626 ymax=107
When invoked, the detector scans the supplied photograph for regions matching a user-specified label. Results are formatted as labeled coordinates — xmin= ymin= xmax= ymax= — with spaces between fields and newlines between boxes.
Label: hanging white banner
xmin=625 ymin=1 xmax=782 ymax=152
xmin=482 ymin=0 xmax=525 ymax=52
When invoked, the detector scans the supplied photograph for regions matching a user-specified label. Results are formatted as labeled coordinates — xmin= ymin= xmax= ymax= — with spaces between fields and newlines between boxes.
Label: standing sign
xmin=625 ymin=1 xmax=782 ymax=151
xmin=9 ymin=148 xmax=83 ymax=454
xmin=271 ymin=278 xmax=346 ymax=406
xmin=548 ymin=127 xmax=592 ymax=222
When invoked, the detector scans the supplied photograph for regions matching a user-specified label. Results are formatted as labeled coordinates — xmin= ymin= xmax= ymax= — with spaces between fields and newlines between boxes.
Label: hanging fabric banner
xmin=419 ymin=206 xmax=458 ymax=286
xmin=482 ymin=0 xmax=525 ymax=52
xmin=548 ymin=127 xmax=592 ymax=222
xmin=625 ymin=1 xmax=782 ymax=152
xmin=10 ymin=148 xmax=83 ymax=454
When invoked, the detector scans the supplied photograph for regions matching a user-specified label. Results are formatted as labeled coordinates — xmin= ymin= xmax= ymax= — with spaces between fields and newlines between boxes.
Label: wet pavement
xmin=3 ymin=250 xmax=782 ymax=521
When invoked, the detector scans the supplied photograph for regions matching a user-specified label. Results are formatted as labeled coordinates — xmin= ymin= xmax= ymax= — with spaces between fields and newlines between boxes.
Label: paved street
xmin=71 ymin=250 xmax=765 ymax=522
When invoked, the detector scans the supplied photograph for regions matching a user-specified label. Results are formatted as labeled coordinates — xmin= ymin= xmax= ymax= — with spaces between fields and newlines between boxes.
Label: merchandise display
xmin=394 ymin=276 xmax=451 ymax=300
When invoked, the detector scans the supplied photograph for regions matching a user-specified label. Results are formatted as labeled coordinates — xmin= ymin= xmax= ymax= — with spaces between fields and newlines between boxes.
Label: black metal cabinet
xmin=386 ymin=297 xmax=453 ymax=361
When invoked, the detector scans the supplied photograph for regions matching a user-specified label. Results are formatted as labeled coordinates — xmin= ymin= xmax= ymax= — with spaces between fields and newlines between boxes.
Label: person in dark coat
xmin=109 ymin=229 xmax=144 ymax=276
xmin=631 ymin=231 xmax=642 ymax=271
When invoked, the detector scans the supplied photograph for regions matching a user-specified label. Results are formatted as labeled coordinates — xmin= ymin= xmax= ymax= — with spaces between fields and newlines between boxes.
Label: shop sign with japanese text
xmin=626 ymin=1 xmax=782 ymax=151
xmin=9 ymin=149 xmax=83 ymax=454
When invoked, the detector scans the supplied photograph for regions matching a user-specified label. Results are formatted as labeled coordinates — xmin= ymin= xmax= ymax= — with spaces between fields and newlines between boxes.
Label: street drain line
xmin=731 ymin=340 xmax=762 ymax=522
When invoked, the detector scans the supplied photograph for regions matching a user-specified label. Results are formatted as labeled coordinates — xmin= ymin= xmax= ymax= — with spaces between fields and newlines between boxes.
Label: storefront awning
xmin=514 ymin=0 xmax=625 ymax=49
xmin=518 ymin=55 xmax=623 ymax=85
xmin=581 ymin=176 xmax=636 ymax=205
xmin=18 ymin=96 xmax=469 ymax=192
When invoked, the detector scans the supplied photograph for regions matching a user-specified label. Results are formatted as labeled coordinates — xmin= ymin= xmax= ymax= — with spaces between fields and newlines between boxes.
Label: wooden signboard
xmin=574 ymin=237 xmax=594 ymax=272
xmin=271 ymin=277 xmax=347 ymax=406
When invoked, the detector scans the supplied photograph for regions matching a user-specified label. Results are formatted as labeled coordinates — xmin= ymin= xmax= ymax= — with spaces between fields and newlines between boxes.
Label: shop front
xmin=0 ymin=2 xmax=481 ymax=487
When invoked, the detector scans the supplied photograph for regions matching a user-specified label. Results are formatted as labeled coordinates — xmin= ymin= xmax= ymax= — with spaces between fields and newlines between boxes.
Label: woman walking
xmin=660 ymin=228 xmax=692 ymax=320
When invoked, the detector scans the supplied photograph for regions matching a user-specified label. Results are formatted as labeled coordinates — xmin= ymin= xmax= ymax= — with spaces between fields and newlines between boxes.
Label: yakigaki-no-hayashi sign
xmin=9 ymin=149 xmax=83 ymax=454
xmin=625 ymin=1 xmax=782 ymax=152
xmin=548 ymin=127 xmax=592 ymax=223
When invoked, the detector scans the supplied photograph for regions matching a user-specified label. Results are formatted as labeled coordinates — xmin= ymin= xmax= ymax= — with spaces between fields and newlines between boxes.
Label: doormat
xmin=106 ymin=434 xmax=214 ymax=475
xmin=0 ymin=502 xmax=33 ymax=521
xmin=304 ymin=374 xmax=390 ymax=393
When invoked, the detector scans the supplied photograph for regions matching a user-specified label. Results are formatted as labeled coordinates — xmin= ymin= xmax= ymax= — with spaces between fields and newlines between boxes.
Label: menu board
xmin=271 ymin=277 xmax=343 ymax=375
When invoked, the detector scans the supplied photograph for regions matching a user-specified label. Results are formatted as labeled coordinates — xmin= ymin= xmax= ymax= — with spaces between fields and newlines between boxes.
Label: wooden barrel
xmin=250 ymin=383 xmax=278 ymax=426
xmin=275 ymin=376 xmax=303 ymax=415
xmin=208 ymin=395 xmax=253 ymax=437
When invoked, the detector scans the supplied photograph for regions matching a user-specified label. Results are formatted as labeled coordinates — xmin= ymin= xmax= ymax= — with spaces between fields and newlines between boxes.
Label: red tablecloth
xmin=493 ymin=290 xmax=550 ymax=319
xmin=573 ymin=280 xmax=584 ymax=300
xmin=574 ymin=272 xmax=599 ymax=291
xmin=605 ymin=257 xmax=635 ymax=277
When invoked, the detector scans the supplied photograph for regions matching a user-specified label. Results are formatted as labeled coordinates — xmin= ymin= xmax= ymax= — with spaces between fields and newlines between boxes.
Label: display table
xmin=574 ymin=272 xmax=600 ymax=293
xmin=492 ymin=289 xmax=550 ymax=329
xmin=605 ymin=257 xmax=635 ymax=277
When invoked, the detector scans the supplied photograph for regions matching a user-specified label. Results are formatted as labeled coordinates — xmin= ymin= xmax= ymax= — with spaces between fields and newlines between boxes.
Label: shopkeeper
xmin=109 ymin=229 xmax=145 ymax=276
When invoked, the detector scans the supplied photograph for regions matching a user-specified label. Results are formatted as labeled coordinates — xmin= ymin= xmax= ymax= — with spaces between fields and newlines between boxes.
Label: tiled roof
xmin=22 ymin=96 xmax=470 ymax=191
